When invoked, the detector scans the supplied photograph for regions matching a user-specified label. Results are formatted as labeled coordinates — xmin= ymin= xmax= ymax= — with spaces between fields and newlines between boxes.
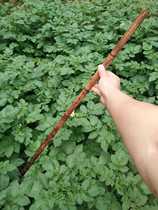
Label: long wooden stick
xmin=20 ymin=10 xmax=149 ymax=176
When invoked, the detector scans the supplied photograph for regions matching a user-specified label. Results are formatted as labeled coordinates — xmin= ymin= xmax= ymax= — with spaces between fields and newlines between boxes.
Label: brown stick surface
xmin=20 ymin=10 xmax=149 ymax=176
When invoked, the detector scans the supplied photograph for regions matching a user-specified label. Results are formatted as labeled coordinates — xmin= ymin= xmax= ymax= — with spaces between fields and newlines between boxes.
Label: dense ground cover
xmin=0 ymin=0 xmax=158 ymax=209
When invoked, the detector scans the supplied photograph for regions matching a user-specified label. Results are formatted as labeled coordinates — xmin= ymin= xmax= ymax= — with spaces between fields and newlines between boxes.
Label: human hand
xmin=92 ymin=65 xmax=158 ymax=196
xmin=92 ymin=64 xmax=120 ymax=106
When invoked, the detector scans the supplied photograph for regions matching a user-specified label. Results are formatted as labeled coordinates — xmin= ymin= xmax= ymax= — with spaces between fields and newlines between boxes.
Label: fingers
xmin=91 ymin=86 xmax=106 ymax=105
xmin=91 ymin=84 xmax=101 ymax=96
xmin=98 ymin=64 xmax=119 ymax=80
xmin=91 ymin=87 xmax=100 ymax=95
xmin=100 ymin=96 xmax=106 ymax=105
xmin=98 ymin=64 xmax=107 ymax=78
xmin=108 ymin=71 xmax=120 ymax=80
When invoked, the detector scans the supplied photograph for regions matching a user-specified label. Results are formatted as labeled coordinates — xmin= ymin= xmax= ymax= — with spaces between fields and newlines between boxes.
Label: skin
xmin=92 ymin=64 xmax=158 ymax=196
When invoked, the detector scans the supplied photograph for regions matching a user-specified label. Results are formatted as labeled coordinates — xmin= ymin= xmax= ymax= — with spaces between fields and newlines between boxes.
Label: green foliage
xmin=0 ymin=0 xmax=158 ymax=209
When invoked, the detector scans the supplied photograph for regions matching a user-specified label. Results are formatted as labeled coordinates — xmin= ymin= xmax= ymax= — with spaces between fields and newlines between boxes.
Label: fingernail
xmin=98 ymin=64 xmax=105 ymax=71
xmin=98 ymin=64 xmax=106 ymax=78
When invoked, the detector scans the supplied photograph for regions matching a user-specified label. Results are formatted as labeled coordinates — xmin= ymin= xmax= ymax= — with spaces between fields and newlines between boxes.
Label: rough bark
xmin=20 ymin=10 xmax=149 ymax=176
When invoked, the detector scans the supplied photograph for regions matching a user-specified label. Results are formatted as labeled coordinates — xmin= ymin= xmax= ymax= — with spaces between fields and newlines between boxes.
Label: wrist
xmin=104 ymin=88 xmax=135 ymax=111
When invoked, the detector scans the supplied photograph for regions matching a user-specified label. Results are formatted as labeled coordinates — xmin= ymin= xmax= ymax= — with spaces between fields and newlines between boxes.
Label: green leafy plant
xmin=0 ymin=0 xmax=158 ymax=209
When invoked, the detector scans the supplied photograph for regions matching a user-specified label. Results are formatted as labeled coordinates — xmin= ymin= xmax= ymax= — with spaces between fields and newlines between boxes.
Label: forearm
xmin=105 ymin=88 xmax=158 ymax=195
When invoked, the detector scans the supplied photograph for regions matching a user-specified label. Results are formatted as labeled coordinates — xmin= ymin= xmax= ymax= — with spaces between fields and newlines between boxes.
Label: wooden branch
xmin=20 ymin=10 xmax=149 ymax=176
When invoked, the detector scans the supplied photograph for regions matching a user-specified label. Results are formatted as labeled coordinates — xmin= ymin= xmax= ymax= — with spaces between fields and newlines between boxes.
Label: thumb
xmin=98 ymin=64 xmax=107 ymax=78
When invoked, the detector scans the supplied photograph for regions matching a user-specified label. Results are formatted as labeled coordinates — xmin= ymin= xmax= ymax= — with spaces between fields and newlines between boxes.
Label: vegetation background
xmin=0 ymin=0 xmax=158 ymax=209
